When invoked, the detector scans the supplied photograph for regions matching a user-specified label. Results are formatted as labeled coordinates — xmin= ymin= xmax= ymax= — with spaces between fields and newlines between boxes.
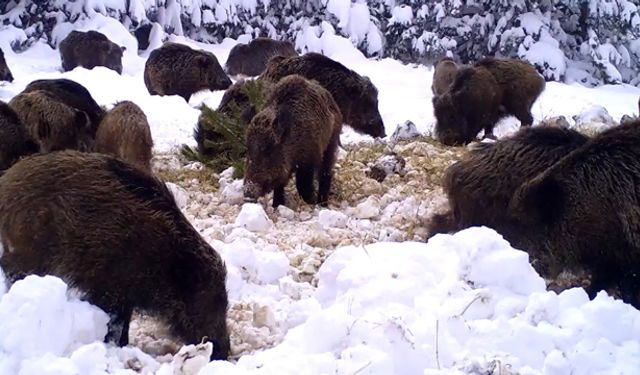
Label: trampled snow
xmin=1 ymin=12 xmax=640 ymax=375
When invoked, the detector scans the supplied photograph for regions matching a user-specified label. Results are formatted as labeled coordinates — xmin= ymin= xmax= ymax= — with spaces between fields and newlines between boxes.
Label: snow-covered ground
xmin=1 ymin=16 xmax=640 ymax=375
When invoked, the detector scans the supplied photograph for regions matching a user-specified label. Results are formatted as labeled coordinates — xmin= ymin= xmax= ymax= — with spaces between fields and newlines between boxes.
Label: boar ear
xmin=74 ymin=109 xmax=91 ymax=129
xmin=510 ymin=175 xmax=564 ymax=226
xmin=195 ymin=54 xmax=209 ymax=67
xmin=121 ymin=46 xmax=126 ymax=52
xmin=274 ymin=106 xmax=292 ymax=142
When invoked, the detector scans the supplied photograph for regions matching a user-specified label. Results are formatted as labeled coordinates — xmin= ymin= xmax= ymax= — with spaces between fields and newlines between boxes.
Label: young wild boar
xmin=59 ymin=30 xmax=126 ymax=74
xmin=433 ymin=66 xmax=503 ymax=145
xmin=509 ymin=119 xmax=640 ymax=308
xmin=431 ymin=57 xmax=458 ymax=97
xmin=0 ymin=47 xmax=14 ymax=82
xmin=144 ymin=42 xmax=232 ymax=102
xmin=474 ymin=56 xmax=545 ymax=128
xmin=95 ymin=101 xmax=153 ymax=172
xmin=23 ymin=78 xmax=105 ymax=134
xmin=0 ymin=150 xmax=230 ymax=359
xmin=226 ymin=37 xmax=298 ymax=77
xmin=259 ymin=52 xmax=386 ymax=138
xmin=0 ymin=101 xmax=38 ymax=171
xmin=243 ymin=74 xmax=343 ymax=207
xmin=8 ymin=90 xmax=94 ymax=152
xmin=426 ymin=125 xmax=589 ymax=241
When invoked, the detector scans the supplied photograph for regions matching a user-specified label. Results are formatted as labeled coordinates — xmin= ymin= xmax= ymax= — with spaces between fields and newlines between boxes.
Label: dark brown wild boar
xmin=59 ymin=30 xmax=125 ymax=74
xmin=509 ymin=119 xmax=640 ymax=308
xmin=95 ymin=101 xmax=153 ymax=172
xmin=9 ymin=90 xmax=94 ymax=152
xmin=433 ymin=65 xmax=503 ymax=145
xmin=226 ymin=37 xmax=298 ymax=77
xmin=243 ymin=74 xmax=342 ymax=207
xmin=23 ymin=78 xmax=105 ymax=134
xmin=474 ymin=56 xmax=545 ymax=127
xmin=0 ymin=150 xmax=230 ymax=360
xmin=259 ymin=52 xmax=386 ymax=138
xmin=144 ymin=42 xmax=232 ymax=102
xmin=0 ymin=101 xmax=38 ymax=171
xmin=426 ymin=125 xmax=589 ymax=241
xmin=0 ymin=47 xmax=14 ymax=82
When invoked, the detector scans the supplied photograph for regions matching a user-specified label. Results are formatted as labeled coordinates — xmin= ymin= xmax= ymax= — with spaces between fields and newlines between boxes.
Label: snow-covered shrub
xmin=0 ymin=0 xmax=639 ymax=86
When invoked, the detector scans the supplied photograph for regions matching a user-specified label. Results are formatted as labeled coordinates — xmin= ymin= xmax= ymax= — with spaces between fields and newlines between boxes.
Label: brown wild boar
xmin=509 ymin=119 xmax=640 ymax=308
xmin=8 ymin=90 xmax=94 ymax=153
xmin=474 ymin=56 xmax=545 ymax=127
xmin=433 ymin=65 xmax=503 ymax=145
xmin=0 ymin=150 xmax=230 ymax=360
xmin=427 ymin=125 xmax=589 ymax=242
xmin=23 ymin=78 xmax=105 ymax=134
xmin=0 ymin=101 xmax=38 ymax=171
xmin=431 ymin=57 xmax=458 ymax=97
xmin=243 ymin=74 xmax=343 ymax=207
xmin=144 ymin=42 xmax=232 ymax=102
xmin=59 ymin=30 xmax=125 ymax=74
xmin=0 ymin=47 xmax=13 ymax=82
xmin=226 ymin=37 xmax=298 ymax=77
xmin=95 ymin=101 xmax=153 ymax=172
xmin=259 ymin=52 xmax=386 ymax=138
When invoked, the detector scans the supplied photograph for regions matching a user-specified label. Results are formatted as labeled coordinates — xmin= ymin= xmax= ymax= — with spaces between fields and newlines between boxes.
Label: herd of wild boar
xmin=0 ymin=27 xmax=640 ymax=361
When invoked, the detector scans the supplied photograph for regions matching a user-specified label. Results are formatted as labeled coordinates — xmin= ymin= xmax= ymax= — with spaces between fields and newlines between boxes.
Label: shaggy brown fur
xmin=243 ymin=74 xmax=343 ymax=207
xmin=0 ymin=101 xmax=38 ymax=171
xmin=0 ymin=47 xmax=13 ymax=82
xmin=259 ymin=52 xmax=385 ymax=138
xmin=509 ymin=119 xmax=640 ymax=308
xmin=226 ymin=37 xmax=298 ymax=77
xmin=23 ymin=78 xmax=105 ymax=134
xmin=431 ymin=57 xmax=458 ymax=97
xmin=95 ymin=101 xmax=153 ymax=172
xmin=427 ymin=125 xmax=589 ymax=241
xmin=59 ymin=30 xmax=125 ymax=74
xmin=144 ymin=42 xmax=232 ymax=102
xmin=9 ymin=90 xmax=94 ymax=152
xmin=0 ymin=150 xmax=230 ymax=359
xmin=433 ymin=66 xmax=503 ymax=145
xmin=474 ymin=57 xmax=545 ymax=127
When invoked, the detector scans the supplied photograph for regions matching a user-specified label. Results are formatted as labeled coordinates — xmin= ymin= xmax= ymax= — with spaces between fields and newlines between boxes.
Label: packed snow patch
xmin=235 ymin=203 xmax=274 ymax=233
xmin=200 ymin=227 xmax=640 ymax=374
xmin=0 ymin=275 xmax=110 ymax=374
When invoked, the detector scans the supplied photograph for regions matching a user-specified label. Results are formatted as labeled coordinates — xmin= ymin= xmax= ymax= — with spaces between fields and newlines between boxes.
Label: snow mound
xmin=199 ymin=227 xmax=640 ymax=374
xmin=573 ymin=104 xmax=618 ymax=133
xmin=318 ymin=209 xmax=349 ymax=229
xmin=0 ymin=275 xmax=110 ymax=374
xmin=235 ymin=203 xmax=274 ymax=233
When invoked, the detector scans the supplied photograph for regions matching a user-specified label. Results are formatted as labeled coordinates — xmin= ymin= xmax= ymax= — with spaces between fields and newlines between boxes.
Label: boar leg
xmin=272 ymin=185 xmax=286 ymax=207
xmin=318 ymin=134 xmax=339 ymax=207
xmin=104 ymin=305 xmax=134 ymax=346
xmin=295 ymin=165 xmax=317 ymax=204
xmin=515 ymin=107 xmax=534 ymax=127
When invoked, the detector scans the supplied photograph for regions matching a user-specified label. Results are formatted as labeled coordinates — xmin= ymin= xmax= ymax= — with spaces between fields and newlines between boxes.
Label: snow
xmin=318 ymin=209 xmax=349 ymax=229
xmin=235 ymin=203 xmax=274 ymax=233
xmin=198 ymin=227 xmax=640 ymax=374
xmin=1 ymin=12 xmax=640 ymax=375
